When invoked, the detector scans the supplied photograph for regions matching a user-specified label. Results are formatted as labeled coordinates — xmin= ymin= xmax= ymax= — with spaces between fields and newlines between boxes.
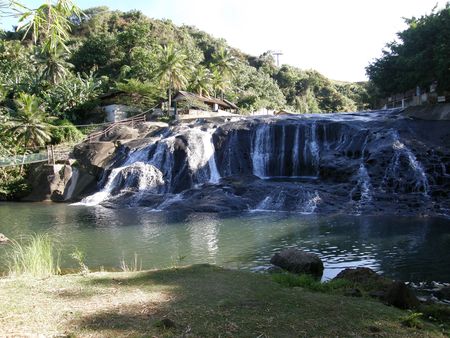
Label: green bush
xmin=51 ymin=119 xmax=84 ymax=144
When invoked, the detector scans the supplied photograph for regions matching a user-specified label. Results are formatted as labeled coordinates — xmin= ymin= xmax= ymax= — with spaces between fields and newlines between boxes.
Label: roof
xmin=173 ymin=91 xmax=238 ymax=110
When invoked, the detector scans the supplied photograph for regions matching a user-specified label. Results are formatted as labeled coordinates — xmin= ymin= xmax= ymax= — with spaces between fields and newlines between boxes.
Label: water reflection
xmin=0 ymin=203 xmax=449 ymax=282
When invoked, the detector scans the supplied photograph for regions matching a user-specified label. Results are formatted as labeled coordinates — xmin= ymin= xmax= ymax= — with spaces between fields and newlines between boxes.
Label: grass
xmin=272 ymin=272 xmax=351 ymax=292
xmin=0 ymin=264 xmax=447 ymax=337
xmin=5 ymin=233 xmax=60 ymax=277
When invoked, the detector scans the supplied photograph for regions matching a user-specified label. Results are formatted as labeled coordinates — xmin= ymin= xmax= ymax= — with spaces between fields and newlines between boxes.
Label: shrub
xmin=5 ymin=234 xmax=60 ymax=277
xmin=272 ymin=272 xmax=350 ymax=293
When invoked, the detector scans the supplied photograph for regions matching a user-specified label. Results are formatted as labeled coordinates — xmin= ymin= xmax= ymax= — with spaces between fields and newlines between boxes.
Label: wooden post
xmin=51 ymin=145 xmax=55 ymax=165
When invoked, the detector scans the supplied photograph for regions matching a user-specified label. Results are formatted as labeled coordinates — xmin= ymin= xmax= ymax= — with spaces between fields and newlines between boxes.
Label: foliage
xmin=51 ymin=119 xmax=84 ymax=143
xmin=5 ymin=233 xmax=61 ymax=277
xmin=16 ymin=0 xmax=82 ymax=54
xmin=366 ymin=4 xmax=450 ymax=97
xmin=272 ymin=272 xmax=351 ymax=293
xmin=70 ymin=247 xmax=89 ymax=274
xmin=401 ymin=312 xmax=424 ymax=329
xmin=0 ymin=166 xmax=31 ymax=200
xmin=115 ymin=78 xmax=163 ymax=108
xmin=42 ymin=72 xmax=103 ymax=121
xmin=155 ymin=43 xmax=191 ymax=111
xmin=5 ymin=93 xmax=55 ymax=147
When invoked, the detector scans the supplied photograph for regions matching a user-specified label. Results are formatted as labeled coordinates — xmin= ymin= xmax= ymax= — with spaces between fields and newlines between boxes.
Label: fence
xmin=0 ymin=145 xmax=72 ymax=168
xmin=84 ymin=110 xmax=150 ymax=143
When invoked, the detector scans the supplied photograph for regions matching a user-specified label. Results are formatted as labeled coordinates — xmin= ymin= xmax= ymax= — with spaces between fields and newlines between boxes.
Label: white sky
xmin=2 ymin=0 xmax=447 ymax=82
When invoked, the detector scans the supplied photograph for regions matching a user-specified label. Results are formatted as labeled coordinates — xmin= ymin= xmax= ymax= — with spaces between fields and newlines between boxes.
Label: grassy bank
xmin=0 ymin=264 xmax=447 ymax=337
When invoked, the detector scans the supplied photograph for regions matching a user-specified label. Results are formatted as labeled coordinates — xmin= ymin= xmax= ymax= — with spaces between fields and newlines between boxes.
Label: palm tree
xmin=211 ymin=47 xmax=236 ymax=80
xmin=6 ymin=93 xmax=55 ymax=148
xmin=189 ymin=65 xmax=212 ymax=97
xmin=155 ymin=43 xmax=190 ymax=115
xmin=211 ymin=68 xmax=231 ymax=99
xmin=34 ymin=46 xmax=73 ymax=84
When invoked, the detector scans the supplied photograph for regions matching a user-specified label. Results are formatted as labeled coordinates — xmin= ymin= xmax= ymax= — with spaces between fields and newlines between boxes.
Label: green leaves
xmin=6 ymin=93 xmax=55 ymax=147
xmin=16 ymin=0 xmax=82 ymax=55
xmin=366 ymin=4 xmax=450 ymax=96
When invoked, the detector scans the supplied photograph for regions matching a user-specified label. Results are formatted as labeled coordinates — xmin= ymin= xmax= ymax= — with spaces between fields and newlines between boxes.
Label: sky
xmin=1 ymin=0 xmax=447 ymax=82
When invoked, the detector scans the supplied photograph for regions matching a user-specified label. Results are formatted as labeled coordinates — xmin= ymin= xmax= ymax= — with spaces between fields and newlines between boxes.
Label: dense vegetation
xmin=366 ymin=4 xmax=450 ymax=98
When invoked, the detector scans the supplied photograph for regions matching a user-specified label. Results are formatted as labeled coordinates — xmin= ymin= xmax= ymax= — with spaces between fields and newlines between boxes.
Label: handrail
xmin=83 ymin=106 xmax=156 ymax=143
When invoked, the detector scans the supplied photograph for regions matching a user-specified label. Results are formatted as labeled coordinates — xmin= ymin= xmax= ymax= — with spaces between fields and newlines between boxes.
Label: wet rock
xmin=270 ymin=248 xmax=324 ymax=277
xmin=0 ymin=233 xmax=9 ymax=244
xmin=434 ymin=286 xmax=450 ymax=301
xmin=384 ymin=281 xmax=420 ymax=309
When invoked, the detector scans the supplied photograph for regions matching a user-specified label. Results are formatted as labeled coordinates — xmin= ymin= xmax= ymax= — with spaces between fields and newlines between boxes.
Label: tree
xmin=366 ymin=4 xmax=450 ymax=97
xmin=155 ymin=43 xmax=190 ymax=114
xmin=189 ymin=65 xmax=212 ymax=97
xmin=5 ymin=93 xmax=55 ymax=147
xmin=34 ymin=46 xmax=73 ymax=84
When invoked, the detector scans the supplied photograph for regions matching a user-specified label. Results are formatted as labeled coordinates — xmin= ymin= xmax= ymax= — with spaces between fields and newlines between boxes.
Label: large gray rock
xmin=73 ymin=142 xmax=116 ymax=176
xmin=101 ymin=125 xmax=139 ymax=141
xmin=270 ymin=248 xmax=324 ymax=277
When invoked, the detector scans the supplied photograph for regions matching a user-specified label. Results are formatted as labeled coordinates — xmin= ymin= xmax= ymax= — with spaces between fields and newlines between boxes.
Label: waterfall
xmin=75 ymin=127 xmax=220 ymax=206
xmin=292 ymin=125 xmax=300 ymax=176
xmin=255 ymin=190 xmax=287 ymax=211
xmin=298 ymin=191 xmax=321 ymax=214
xmin=251 ymin=124 xmax=270 ymax=178
xmin=382 ymin=131 xmax=430 ymax=196
xmin=351 ymin=163 xmax=373 ymax=215
xmin=184 ymin=128 xmax=220 ymax=184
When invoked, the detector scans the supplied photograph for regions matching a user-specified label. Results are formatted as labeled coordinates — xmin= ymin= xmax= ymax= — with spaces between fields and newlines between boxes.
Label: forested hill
xmin=1 ymin=6 xmax=372 ymax=117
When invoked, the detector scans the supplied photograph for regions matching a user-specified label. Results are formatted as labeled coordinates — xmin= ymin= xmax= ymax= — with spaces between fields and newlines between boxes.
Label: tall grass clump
xmin=5 ymin=234 xmax=60 ymax=277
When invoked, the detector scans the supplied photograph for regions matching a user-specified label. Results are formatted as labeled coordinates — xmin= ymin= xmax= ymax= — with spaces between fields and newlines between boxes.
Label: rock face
xmin=23 ymin=163 xmax=97 ymax=202
xmin=270 ymin=248 xmax=324 ymax=277
xmin=69 ymin=110 xmax=450 ymax=217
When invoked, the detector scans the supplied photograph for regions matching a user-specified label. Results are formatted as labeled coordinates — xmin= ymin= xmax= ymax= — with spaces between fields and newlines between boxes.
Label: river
xmin=1 ymin=202 xmax=449 ymax=282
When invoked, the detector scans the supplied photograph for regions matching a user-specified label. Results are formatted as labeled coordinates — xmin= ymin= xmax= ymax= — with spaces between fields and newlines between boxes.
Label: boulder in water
xmin=270 ymin=248 xmax=324 ymax=277
xmin=0 ymin=233 xmax=9 ymax=244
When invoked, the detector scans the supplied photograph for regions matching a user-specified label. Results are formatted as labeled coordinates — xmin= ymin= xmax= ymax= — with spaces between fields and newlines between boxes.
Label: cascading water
xmin=382 ymin=130 xmax=430 ymax=196
xmin=76 ymin=127 xmax=221 ymax=206
xmin=71 ymin=110 xmax=449 ymax=216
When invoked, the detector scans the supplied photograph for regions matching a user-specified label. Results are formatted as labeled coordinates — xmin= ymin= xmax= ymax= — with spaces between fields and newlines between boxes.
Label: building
xmin=172 ymin=91 xmax=239 ymax=119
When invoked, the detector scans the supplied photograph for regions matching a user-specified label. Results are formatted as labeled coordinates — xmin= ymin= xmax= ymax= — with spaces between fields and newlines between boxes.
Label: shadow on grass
xmin=65 ymin=264 xmax=440 ymax=337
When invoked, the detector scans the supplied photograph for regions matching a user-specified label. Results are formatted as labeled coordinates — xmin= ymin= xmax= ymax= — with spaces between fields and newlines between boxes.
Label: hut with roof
xmin=172 ymin=91 xmax=239 ymax=119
